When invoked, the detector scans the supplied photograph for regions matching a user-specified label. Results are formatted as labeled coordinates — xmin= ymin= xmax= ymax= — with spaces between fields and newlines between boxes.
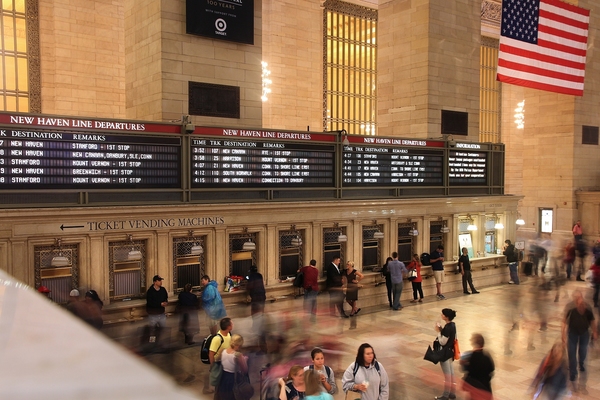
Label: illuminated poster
xmin=186 ymin=0 xmax=254 ymax=45
xmin=458 ymin=233 xmax=474 ymax=259
xmin=540 ymin=209 xmax=553 ymax=233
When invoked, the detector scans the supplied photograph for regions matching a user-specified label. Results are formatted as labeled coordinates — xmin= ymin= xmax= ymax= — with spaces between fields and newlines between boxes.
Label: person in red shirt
xmin=408 ymin=253 xmax=424 ymax=303
xmin=300 ymin=259 xmax=320 ymax=321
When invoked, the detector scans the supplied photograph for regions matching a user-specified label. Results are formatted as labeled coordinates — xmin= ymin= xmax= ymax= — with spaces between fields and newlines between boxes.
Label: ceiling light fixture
xmin=127 ymin=234 xmax=142 ymax=261
xmin=50 ymin=239 xmax=71 ymax=267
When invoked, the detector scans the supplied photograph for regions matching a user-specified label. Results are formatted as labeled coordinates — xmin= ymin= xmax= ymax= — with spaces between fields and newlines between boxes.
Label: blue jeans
xmin=567 ymin=330 xmax=590 ymax=381
xmin=440 ymin=358 xmax=455 ymax=396
xmin=392 ymin=281 xmax=403 ymax=309
xmin=509 ymin=262 xmax=519 ymax=284
xmin=304 ymin=289 xmax=317 ymax=316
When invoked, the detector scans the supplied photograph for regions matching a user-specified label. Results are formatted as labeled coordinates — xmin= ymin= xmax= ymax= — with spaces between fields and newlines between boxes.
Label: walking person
xmin=460 ymin=333 xmax=495 ymax=400
xmin=205 ymin=317 xmax=234 ymax=394
xmin=435 ymin=308 xmax=457 ymax=400
xmin=562 ymin=290 xmax=597 ymax=394
xmin=381 ymin=257 xmax=393 ymax=308
xmin=343 ymin=261 xmax=363 ymax=316
xmin=431 ymin=245 xmax=446 ymax=299
xmin=459 ymin=247 xmax=479 ymax=295
xmin=388 ymin=252 xmax=407 ymax=310
xmin=300 ymin=259 xmax=320 ymax=321
xmin=178 ymin=283 xmax=199 ymax=345
xmin=531 ymin=342 xmax=568 ymax=399
xmin=342 ymin=343 xmax=389 ymax=400
xmin=325 ymin=256 xmax=347 ymax=318
xmin=407 ymin=254 xmax=424 ymax=303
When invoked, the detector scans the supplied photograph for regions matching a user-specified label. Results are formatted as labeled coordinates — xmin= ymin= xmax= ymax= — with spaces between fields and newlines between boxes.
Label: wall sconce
xmin=188 ymin=230 xmax=204 ymax=255
xmin=466 ymin=215 xmax=477 ymax=231
xmin=242 ymin=228 xmax=256 ymax=251
xmin=440 ymin=220 xmax=450 ymax=234
xmin=494 ymin=214 xmax=504 ymax=230
xmin=516 ymin=213 xmax=525 ymax=226
xmin=127 ymin=235 xmax=142 ymax=261
xmin=290 ymin=225 xmax=303 ymax=247
xmin=372 ymin=220 xmax=384 ymax=239
xmin=50 ymin=238 xmax=71 ymax=267
xmin=408 ymin=222 xmax=419 ymax=236
xmin=334 ymin=223 xmax=347 ymax=242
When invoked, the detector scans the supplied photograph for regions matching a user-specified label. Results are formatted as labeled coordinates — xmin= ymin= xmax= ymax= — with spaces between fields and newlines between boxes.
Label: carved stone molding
xmin=26 ymin=0 xmax=41 ymax=113
xmin=481 ymin=0 xmax=501 ymax=27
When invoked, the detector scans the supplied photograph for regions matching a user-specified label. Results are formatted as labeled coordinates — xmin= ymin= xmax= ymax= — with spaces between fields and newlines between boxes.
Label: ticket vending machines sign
xmin=186 ymin=0 xmax=255 ymax=45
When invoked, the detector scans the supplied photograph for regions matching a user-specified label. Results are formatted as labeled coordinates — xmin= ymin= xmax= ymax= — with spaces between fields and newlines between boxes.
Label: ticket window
xmin=397 ymin=224 xmax=413 ymax=265
xmin=229 ymin=233 xmax=257 ymax=279
xmin=279 ymin=230 xmax=304 ymax=279
xmin=173 ymin=237 xmax=206 ymax=292
xmin=323 ymin=227 xmax=346 ymax=277
xmin=35 ymin=242 xmax=78 ymax=304
xmin=362 ymin=224 xmax=383 ymax=271
xmin=484 ymin=217 xmax=496 ymax=255
xmin=109 ymin=239 xmax=146 ymax=300
xmin=430 ymin=222 xmax=444 ymax=255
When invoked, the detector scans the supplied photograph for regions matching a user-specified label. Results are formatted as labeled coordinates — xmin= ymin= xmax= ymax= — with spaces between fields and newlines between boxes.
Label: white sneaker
xmin=508 ymin=281 xmax=514 ymax=284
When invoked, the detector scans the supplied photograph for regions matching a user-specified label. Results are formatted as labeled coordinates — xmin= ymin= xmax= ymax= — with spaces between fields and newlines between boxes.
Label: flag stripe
xmin=500 ymin=39 xmax=586 ymax=69
xmin=540 ymin=9 xmax=589 ymax=33
xmin=498 ymin=54 xmax=585 ymax=81
xmin=537 ymin=38 xmax=586 ymax=57
xmin=497 ymin=73 xmax=583 ymax=96
xmin=498 ymin=59 xmax=585 ymax=83
xmin=497 ymin=0 xmax=589 ymax=96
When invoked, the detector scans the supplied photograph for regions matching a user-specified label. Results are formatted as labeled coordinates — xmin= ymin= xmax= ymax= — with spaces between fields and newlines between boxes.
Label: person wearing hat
xmin=146 ymin=275 xmax=169 ymax=339
xmin=66 ymin=289 xmax=85 ymax=319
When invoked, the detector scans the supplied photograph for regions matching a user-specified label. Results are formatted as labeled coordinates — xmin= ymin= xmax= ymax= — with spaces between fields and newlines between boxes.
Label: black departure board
xmin=191 ymin=137 xmax=335 ymax=188
xmin=342 ymin=136 xmax=445 ymax=186
xmin=448 ymin=149 xmax=488 ymax=185
xmin=0 ymin=130 xmax=181 ymax=189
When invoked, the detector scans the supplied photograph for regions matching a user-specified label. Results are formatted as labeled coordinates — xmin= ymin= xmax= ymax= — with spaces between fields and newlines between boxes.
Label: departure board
xmin=342 ymin=136 xmax=445 ymax=186
xmin=448 ymin=148 xmax=488 ymax=185
xmin=191 ymin=128 xmax=336 ymax=188
xmin=0 ymin=130 xmax=181 ymax=189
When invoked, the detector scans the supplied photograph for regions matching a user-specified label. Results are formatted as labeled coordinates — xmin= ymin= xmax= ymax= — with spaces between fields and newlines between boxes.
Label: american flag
xmin=497 ymin=0 xmax=590 ymax=96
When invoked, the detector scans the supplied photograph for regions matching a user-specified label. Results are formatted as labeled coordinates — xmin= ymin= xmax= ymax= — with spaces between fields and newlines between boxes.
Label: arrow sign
xmin=60 ymin=224 xmax=84 ymax=231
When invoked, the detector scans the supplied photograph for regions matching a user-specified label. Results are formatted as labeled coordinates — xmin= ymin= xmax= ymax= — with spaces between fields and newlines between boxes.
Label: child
xmin=304 ymin=347 xmax=337 ymax=395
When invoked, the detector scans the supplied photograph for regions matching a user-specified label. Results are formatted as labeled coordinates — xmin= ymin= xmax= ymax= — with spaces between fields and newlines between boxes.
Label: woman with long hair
xmin=279 ymin=365 xmax=306 ymax=400
xmin=407 ymin=253 xmax=424 ymax=303
xmin=342 ymin=343 xmax=389 ymax=400
xmin=304 ymin=369 xmax=333 ymax=400
xmin=531 ymin=342 xmax=568 ymax=399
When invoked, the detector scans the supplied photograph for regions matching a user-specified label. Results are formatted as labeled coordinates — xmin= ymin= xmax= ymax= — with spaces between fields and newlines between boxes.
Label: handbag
xmin=408 ymin=269 xmax=418 ymax=280
xmin=453 ymin=339 xmax=461 ymax=360
xmin=424 ymin=339 xmax=444 ymax=364
xmin=345 ymin=390 xmax=362 ymax=400
xmin=209 ymin=361 xmax=223 ymax=387
xmin=233 ymin=371 xmax=254 ymax=400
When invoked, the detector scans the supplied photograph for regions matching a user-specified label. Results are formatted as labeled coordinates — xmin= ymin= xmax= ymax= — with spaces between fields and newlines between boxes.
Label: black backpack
xmin=200 ymin=333 xmax=224 ymax=364
xmin=420 ymin=253 xmax=431 ymax=266
xmin=293 ymin=271 xmax=304 ymax=288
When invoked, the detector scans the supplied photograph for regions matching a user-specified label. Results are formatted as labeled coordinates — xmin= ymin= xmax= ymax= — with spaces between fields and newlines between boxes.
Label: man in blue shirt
xmin=431 ymin=245 xmax=446 ymax=300
xmin=388 ymin=252 xmax=408 ymax=310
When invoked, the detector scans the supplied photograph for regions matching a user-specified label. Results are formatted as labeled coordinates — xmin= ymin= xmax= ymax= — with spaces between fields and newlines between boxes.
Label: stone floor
xmin=128 ymin=277 xmax=599 ymax=400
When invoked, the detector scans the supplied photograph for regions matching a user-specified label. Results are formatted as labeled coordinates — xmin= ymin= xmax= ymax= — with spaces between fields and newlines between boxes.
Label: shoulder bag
xmin=233 ymin=353 xmax=254 ymax=400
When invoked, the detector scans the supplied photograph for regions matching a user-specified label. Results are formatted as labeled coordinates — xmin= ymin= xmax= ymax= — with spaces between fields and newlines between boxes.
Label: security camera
xmin=185 ymin=123 xmax=195 ymax=134
xmin=448 ymin=139 xmax=456 ymax=147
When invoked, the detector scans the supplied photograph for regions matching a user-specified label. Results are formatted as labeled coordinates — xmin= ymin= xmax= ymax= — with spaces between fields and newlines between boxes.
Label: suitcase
xmin=523 ymin=262 xmax=533 ymax=276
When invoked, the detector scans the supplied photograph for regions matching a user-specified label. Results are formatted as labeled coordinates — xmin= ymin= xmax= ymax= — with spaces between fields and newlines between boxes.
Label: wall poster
xmin=186 ymin=0 xmax=254 ymax=45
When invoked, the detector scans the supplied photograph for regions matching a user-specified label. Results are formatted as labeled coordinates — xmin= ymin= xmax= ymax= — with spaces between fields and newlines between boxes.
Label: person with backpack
xmin=299 ymin=260 xmax=320 ymax=321
xmin=203 ymin=317 xmax=234 ymax=394
xmin=304 ymin=347 xmax=337 ymax=395
xmin=342 ymin=343 xmax=389 ymax=400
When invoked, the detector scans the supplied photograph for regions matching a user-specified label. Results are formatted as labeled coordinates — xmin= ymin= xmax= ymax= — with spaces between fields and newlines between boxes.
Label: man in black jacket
xmin=326 ymin=256 xmax=347 ymax=318
xmin=503 ymin=240 xmax=519 ymax=284
xmin=146 ymin=275 xmax=168 ymax=340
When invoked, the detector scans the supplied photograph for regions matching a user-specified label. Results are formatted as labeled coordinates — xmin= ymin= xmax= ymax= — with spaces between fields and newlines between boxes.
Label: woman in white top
xmin=215 ymin=334 xmax=248 ymax=400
